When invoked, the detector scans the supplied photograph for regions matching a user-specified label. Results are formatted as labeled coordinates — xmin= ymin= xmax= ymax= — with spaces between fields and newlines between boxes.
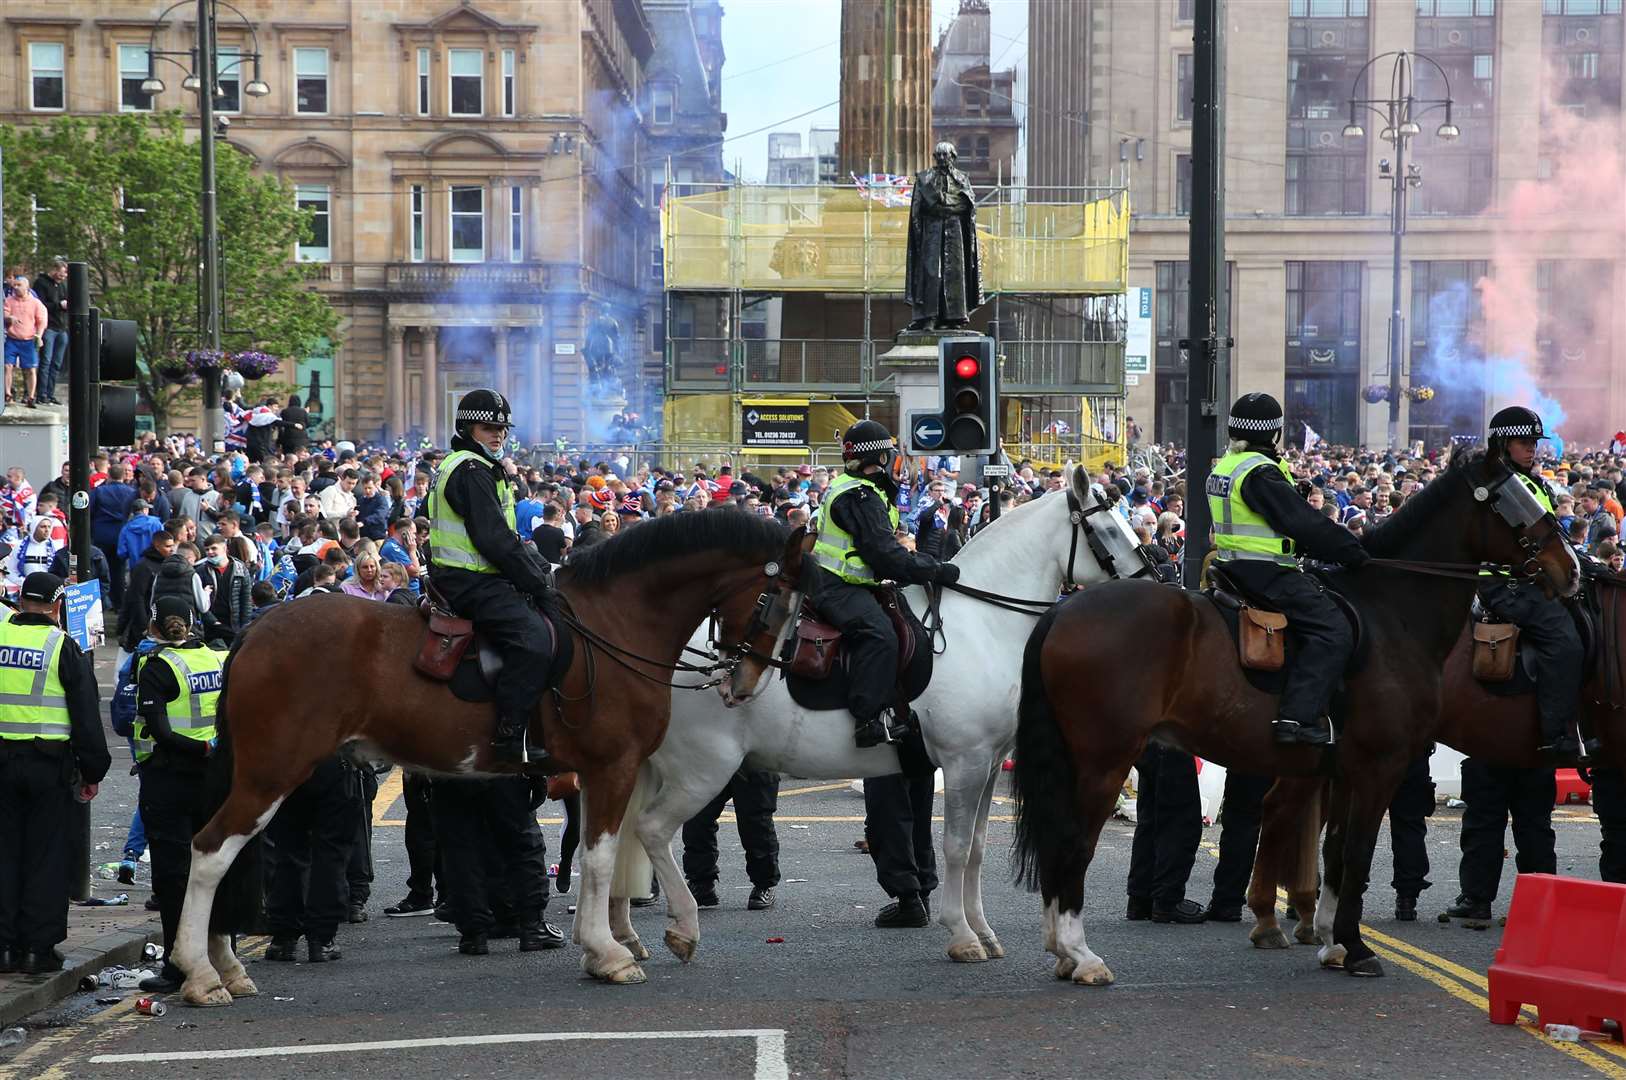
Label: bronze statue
xmin=904 ymin=141 xmax=983 ymax=332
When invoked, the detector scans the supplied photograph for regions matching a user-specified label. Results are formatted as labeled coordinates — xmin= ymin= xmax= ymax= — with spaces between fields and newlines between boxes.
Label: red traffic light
xmin=954 ymin=355 xmax=980 ymax=379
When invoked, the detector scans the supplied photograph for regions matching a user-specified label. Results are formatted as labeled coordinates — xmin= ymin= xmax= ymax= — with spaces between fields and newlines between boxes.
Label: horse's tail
xmin=608 ymin=761 xmax=655 ymax=898
xmin=206 ymin=631 xmax=263 ymax=934
xmin=1011 ymin=604 xmax=1077 ymax=893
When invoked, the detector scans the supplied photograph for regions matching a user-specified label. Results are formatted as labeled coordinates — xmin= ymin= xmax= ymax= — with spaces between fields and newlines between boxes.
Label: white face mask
xmin=210 ymin=554 xmax=229 ymax=567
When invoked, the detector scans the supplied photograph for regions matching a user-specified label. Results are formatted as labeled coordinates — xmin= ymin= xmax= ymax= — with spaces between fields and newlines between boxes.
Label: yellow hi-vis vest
xmin=811 ymin=472 xmax=899 ymax=585
xmin=0 ymin=621 xmax=68 ymax=741
xmin=133 ymin=646 xmax=224 ymax=757
xmin=427 ymin=449 xmax=515 ymax=575
xmin=1206 ymin=450 xmax=1298 ymax=567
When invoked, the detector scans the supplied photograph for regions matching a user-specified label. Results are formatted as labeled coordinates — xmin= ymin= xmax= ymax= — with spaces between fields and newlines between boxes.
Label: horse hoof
xmin=182 ymin=982 xmax=233 ymax=1008
xmin=1054 ymin=957 xmax=1077 ymax=981
xmin=1317 ymin=943 xmax=1347 ymax=969
xmin=1293 ymin=923 xmax=1319 ymax=946
xmin=948 ymin=940 xmax=989 ymax=963
xmin=663 ymin=929 xmax=698 ymax=963
xmin=604 ymin=962 xmax=647 ymax=985
xmin=618 ymin=937 xmax=652 ymax=962
xmin=977 ymin=936 xmax=1005 ymax=960
xmin=223 ymin=974 xmax=258 ymax=998
xmin=1071 ymin=961 xmax=1115 ymax=987
xmin=1345 ymin=955 xmax=1384 ymax=978
xmin=1250 ymin=926 xmax=1291 ymax=950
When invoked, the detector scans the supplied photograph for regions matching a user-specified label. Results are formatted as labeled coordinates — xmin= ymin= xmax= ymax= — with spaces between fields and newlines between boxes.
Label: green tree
xmin=0 ymin=112 xmax=339 ymax=433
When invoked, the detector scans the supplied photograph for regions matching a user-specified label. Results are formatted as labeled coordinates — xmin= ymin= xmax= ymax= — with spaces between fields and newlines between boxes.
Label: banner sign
xmin=64 ymin=580 xmax=103 ymax=650
xmin=741 ymin=401 xmax=810 ymax=448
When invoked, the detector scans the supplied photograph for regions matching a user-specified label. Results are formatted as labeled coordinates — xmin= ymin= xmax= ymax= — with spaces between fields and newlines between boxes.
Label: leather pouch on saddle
xmin=1471 ymin=620 xmax=1520 ymax=683
xmin=787 ymin=586 xmax=917 ymax=682
xmin=413 ymin=597 xmax=475 ymax=682
xmin=1239 ymin=606 xmax=1289 ymax=672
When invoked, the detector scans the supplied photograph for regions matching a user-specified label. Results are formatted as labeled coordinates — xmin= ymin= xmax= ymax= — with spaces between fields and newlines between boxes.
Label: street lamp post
xmin=1343 ymin=51 xmax=1458 ymax=452
xmin=142 ymin=0 xmax=268 ymax=449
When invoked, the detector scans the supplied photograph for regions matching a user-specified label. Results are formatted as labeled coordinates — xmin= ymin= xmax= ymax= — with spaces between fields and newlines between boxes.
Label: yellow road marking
xmin=777 ymin=782 xmax=854 ymax=798
xmin=372 ymin=768 xmax=405 ymax=827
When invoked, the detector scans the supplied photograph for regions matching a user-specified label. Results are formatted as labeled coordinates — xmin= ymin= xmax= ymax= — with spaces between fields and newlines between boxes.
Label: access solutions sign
xmin=741 ymin=400 xmax=809 ymax=448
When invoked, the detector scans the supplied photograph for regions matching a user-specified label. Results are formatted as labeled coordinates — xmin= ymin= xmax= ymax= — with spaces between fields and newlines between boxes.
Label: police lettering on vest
xmin=427 ymin=449 xmax=516 ymax=575
xmin=0 ymin=621 xmax=69 ymax=741
xmin=133 ymin=646 xmax=226 ymax=758
xmin=1207 ymin=450 xmax=1298 ymax=567
xmin=811 ymin=472 xmax=899 ymax=585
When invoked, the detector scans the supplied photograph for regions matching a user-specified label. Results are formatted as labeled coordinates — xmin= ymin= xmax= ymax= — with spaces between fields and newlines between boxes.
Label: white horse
xmin=605 ymin=465 xmax=1148 ymax=965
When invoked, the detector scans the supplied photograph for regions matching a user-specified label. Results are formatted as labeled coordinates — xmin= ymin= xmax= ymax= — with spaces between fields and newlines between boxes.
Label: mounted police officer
xmin=1480 ymin=405 xmax=1592 ymax=762
xmin=426 ymin=389 xmax=557 ymax=764
xmin=810 ymin=420 xmax=960 ymax=747
xmin=1207 ymin=393 xmax=1369 ymax=746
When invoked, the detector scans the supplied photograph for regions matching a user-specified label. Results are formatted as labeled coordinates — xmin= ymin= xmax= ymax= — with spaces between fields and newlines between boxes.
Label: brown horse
xmin=172 ymin=511 xmax=809 ymax=1006
xmin=1246 ymin=577 xmax=1626 ymax=963
xmin=1011 ymin=450 xmax=1579 ymax=985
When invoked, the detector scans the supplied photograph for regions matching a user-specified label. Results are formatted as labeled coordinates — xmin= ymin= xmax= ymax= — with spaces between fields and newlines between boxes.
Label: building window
xmin=1544 ymin=0 xmax=1622 ymax=12
xmin=1178 ymin=0 xmax=1195 ymax=21
xmin=294 ymin=47 xmax=329 ymax=114
xmin=295 ymin=184 xmax=331 ymax=262
xmin=1176 ymin=54 xmax=1194 ymax=122
xmin=1175 ymin=154 xmax=1192 ymax=215
xmin=410 ymin=184 xmax=425 ymax=262
xmin=1417 ymin=0 xmax=1495 ymax=13
xmin=509 ymin=185 xmax=523 ymax=262
xmin=1286 ymin=153 xmax=1365 ymax=214
xmin=216 ymin=45 xmax=241 ymax=113
xmin=119 ymin=45 xmax=154 ymax=112
xmin=1291 ymin=0 xmax=1369 ymax=14
xmin=651 ymin=240 xmax=663 ymax=282
xmin=502 ymin=49 xmax=516 ymax=116
xmin=449 ymin=48 xmax=483 ymax=116
xmin=651 ymin=86 xmax=674 ymax=125
xmin=1285 ymin=262 xmax=1362 ymax=342
xmin=450 ymin=185 xmax=484 ymax=262
xmin=29 ymin=43 xmax=65 ymax=111
xmin=1409 ymin=260 xmax=1489 ymax=445
xmin=417 ymin=48 xmax=431 ymax=115
xmin=975 ymin=135 xmax=990 ymax=160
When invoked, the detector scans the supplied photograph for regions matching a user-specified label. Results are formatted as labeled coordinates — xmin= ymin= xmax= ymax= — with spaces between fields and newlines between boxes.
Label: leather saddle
xmin=1205 ymin=563 xmax=1364 ymax=682
xmin=411 ymin=580 xmax=564 ymax=701
xmin=780 ymin=585 xmax=933 ymax=715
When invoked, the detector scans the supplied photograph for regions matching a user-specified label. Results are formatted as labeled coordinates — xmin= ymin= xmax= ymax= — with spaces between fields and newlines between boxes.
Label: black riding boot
xmin=854 ymin=713 xmax=891 ymax=749
xmin=1272 ymin=714 xmax=1332 ymax=746
xmin=493 ymin=713 xmax=529 ymax=765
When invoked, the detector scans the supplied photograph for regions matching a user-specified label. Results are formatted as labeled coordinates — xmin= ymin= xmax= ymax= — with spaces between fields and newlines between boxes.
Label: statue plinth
xmin=879 ymin=327 xmax=975 ymax=371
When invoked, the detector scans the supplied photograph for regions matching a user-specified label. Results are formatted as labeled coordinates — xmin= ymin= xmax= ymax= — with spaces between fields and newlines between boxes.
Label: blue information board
xmin=64 ymin=580 xmax=103 ymax=650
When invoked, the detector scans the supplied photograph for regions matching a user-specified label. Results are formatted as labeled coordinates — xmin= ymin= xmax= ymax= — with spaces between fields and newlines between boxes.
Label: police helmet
xmin=841 ymin=420 xmax=897 ymax=470
xmin=454 ymin=388 xmax=513 ymax=462
xmin=1226 ymin=393 xmax=1284 ymax=443
xmin=1487 ymin=405 xmax=1545 ymax=442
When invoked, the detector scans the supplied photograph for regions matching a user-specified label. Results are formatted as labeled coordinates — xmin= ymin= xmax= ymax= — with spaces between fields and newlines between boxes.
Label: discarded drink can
xmin=143 ymin=943 xmax=164 ymax=962
xmin=79 ymin=975 xmax=99 ymax=992
xmin=135 ymin=998 xmax=166 ymax=1017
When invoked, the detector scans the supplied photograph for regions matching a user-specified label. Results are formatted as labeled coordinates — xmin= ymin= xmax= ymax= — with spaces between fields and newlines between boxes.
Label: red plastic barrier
xmin=1488 ymin=873 xmax=1626 ymax=1030
xmin=1554 ymin=769 xmax=1592 ymax=806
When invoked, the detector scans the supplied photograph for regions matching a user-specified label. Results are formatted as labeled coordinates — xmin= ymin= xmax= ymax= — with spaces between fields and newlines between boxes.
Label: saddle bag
xmin=1471 ymin=620 xmax=1520 ymax=683
xmin=1238 ymin=606 xmax=1289 ymax=672
xmin=789 ymin=617 xmax=844 ymax=681
xmin=413 ymin=599 xmax=476 ymax=682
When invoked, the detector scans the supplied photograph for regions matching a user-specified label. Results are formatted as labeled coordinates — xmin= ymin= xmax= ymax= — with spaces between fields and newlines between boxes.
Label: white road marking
xmin=91 ymin=1028 xmax=791 ymax=1080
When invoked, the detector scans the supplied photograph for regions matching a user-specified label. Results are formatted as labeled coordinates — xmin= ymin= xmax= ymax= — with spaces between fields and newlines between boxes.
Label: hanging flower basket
xmin=1405 ymin=385 xmax=1436 ymax=403
xmin=185 ymin=349 xmax=227 ymax=378
xmin=231 ymin=350 xmax=281 ymax=380
xmin=1362 ymin=383 xmax=1390 ymax=404
xmin=153 ymin=360 xmax=197 ymax=386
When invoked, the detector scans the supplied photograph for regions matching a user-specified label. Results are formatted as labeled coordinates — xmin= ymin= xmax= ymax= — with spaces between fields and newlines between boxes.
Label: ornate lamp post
xmin=142 ymin=0 xmax=269 ymax=448
xmin=1343 ymin=50 xmax=1458 ymax=451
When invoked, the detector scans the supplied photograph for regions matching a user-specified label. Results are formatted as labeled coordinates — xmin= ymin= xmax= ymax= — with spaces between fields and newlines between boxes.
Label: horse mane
xmin=1361 ymin=449 xmax=1482 ymax=558
xmin=558 ymin=508 xmax=789 ymax=587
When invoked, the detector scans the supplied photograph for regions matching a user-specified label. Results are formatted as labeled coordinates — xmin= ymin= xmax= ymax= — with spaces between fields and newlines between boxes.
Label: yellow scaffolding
xmin=663 ymin=185 xmax=1130 ymax=295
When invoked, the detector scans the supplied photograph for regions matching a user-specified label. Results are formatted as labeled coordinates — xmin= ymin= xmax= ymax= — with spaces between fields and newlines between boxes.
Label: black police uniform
xmin=264 ymin=754 xmax=358 ymax=960
xmin=432 ymin=775 xmax=554 ymax=952
xmin=1593 ymin=767 xmax=1626 ymax=884
xmin=1388 ymin=751 xmax=1435 ymax=913
xmin=430 ymin=433 xmax=557 ymax=759
xmin=0 ymin=613 xmax=107 ymax=972
xmin=812 ymin=472 xmax=957 ymax=745
xmin=1449 ymin=757 xmax=1556 ymax=916
xmin=345 ymin=760 xmax=379 ymax=920
xmin=135 ymin=638 xmax=220 ymax=973
xmin=1221 ymin=440 xmax=1368 ymax=742
xmin=390 ymin=770 xmax=442 ymax=912
xmin=682 ymin=767 xmax=781 ymax=904
xmin=864 ymin=771 xmax=938 ymax=924
xmin=1208 ymin=768 xmax=1272 ymax=919
xmin=1126 ymin=744 xmax=1203 ymax=920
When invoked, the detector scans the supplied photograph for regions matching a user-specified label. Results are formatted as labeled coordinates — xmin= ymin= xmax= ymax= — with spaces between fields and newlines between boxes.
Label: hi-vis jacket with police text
xmin=1206 ymin=449 xmax=1367 ymax=569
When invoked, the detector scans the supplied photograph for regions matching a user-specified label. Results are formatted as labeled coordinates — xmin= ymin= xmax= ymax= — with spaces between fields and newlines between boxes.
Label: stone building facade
xmin=838 ymin=0 xmax=932 ymax=177
xmin=930 ymin=0 xmax=1019 ymax=189
xmin=1 ymin=0 xmax=678 ymax=445
xmin=1031 ymin=0 xmax=1626 ymax=450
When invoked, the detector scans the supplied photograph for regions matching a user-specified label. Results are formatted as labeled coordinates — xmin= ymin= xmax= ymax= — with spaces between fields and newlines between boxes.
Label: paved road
xmin=3 ymin=758 xmax=1621 ymax=1080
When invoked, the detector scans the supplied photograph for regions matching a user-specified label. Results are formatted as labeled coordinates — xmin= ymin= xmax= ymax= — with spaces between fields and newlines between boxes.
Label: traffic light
xmin=93 ymin=312 xmax=139 ymax=446
xmin=938 ymin=334 xmax=998 ymax=455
